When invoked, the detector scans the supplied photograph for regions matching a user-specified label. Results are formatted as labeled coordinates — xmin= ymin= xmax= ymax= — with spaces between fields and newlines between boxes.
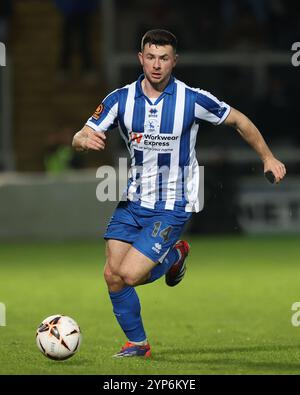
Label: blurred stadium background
xmin=0 ymin=0 xmax=299 ymax=239
xmin=0 ymin=0 xmax=300 ymax=375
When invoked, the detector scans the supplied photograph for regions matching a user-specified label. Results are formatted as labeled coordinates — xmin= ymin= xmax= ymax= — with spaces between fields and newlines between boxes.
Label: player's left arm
xmin=224 ymin=107 xmax=286 ymax=183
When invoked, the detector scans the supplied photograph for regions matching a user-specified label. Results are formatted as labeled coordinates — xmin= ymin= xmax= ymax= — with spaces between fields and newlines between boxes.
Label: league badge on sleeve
xmin=92 ymin=103 xmax=104 ymax=120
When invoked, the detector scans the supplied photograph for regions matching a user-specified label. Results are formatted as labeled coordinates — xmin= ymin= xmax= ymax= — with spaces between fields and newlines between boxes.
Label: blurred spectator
xmin=219 ymin=0 xmax=299 ymax=50
xmin=221 ymin=0 xmax=271 ymax=28
xmin=220 ymin=0 xmax=270 ymax=50
xmin=54 ymin=0 xmax=99 ymax=82
xmin=0 ymin=0 xmax=13 ymax=44
xmin=268 ymin=1 xmax=299 ymax=50
xmin=254 ymin=75 xmax=292 ymax=144
xmin=116 ymin=0 xmax=299 ymax=52
xmin=0 ymin=0 xmax=13 ymax=173
xmin=44 ymin=125 xmax=84 ymax=174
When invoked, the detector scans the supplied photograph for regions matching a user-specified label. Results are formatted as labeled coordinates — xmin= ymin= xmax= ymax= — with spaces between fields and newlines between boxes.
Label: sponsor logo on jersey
xmin=129 ymin=132 xmax=179 ymax=149
xmin=92 ymin=103 xmax=104 ymax=120
xmin=129 ymin=132 xmax=143 ymax=143
xmin=143 ymin=134 xmax=179 ymax=147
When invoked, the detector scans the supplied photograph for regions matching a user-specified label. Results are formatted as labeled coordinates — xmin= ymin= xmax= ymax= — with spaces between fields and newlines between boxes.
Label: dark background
xmin=0 ymin=0 xmax=299 ymax=237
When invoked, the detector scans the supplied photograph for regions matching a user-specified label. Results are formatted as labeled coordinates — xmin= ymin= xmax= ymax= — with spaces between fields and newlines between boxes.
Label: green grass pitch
xmin=0 ymin=236 xmax=300 ymax=375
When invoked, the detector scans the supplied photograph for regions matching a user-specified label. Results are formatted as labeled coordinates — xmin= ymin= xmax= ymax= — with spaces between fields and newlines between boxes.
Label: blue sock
xmin=147 ymin=246 xmax=180 ymax=283
xmin=109 ymin=286 xmax=146 ymax=342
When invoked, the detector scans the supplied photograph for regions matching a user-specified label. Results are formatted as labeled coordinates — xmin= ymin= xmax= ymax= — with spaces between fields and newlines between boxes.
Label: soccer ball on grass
xmin=36 ymin=314 xmax=81 ymax=360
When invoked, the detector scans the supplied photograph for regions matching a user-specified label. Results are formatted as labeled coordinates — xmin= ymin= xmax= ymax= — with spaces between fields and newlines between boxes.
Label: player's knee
xmin=119 ymin=267 xmax=141 ymax=287
xmin=122 ymin=274 xmax=135 ymax=287
xmin=122 ymin=275 xmax=140 ymax=287
xmin=103 ymin=263 xmax=124 ymax=289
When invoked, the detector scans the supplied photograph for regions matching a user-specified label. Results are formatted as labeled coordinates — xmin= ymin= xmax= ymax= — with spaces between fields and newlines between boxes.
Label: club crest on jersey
xmin=148 ymin=121 xmax=155 ymax=131
xmin=92 ymin=103 xmax=104 ymax=120
xmin=129 ymin=132 xmax=143 ymax=144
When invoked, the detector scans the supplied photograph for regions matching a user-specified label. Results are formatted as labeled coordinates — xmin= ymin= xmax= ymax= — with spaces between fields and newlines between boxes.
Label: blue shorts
xmin=104 ymin=200 xmax=192 ymax=262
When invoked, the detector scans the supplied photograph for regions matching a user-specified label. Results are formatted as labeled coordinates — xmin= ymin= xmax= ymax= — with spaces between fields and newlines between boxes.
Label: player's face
xmin=138 ymin=44 xmax=177 ymax=87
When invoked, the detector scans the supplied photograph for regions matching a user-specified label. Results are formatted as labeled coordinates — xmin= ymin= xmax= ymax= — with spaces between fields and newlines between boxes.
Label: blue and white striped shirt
xmin=86 ymin=75 xmax=230 ymax=212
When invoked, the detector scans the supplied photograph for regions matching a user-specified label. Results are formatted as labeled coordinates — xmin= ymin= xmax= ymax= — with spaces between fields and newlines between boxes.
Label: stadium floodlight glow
xmin=0 ymin=42 xmax=6 ymax=67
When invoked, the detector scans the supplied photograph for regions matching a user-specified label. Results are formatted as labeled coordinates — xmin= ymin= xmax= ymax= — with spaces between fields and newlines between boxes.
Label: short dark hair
xmin=141 ymin=29 xmax=177 ymax=52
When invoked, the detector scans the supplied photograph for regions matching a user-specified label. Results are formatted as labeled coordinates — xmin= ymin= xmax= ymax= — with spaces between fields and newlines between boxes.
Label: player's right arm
xmin=72 ymin=125 xmax=106 ymax=152
xmin=73 ymin=90 xmax=119 ymax=152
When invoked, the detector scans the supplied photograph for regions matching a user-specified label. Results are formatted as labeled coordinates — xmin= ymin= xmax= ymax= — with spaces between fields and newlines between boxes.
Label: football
xmin=36 ymin=314 xmax=81 ymax=360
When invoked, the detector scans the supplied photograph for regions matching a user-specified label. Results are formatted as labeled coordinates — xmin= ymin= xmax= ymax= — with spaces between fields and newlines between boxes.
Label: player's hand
xmin=73 ymin=126 xmax=106 ymax=151
xmin=263 ymin=156 xmax=286 ymax=184
xmin=82 ymin=129 xmax=106 ymax=151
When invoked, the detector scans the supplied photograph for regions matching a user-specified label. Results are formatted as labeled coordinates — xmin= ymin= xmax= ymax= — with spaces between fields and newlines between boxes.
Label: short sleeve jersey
xmin=86 ymin=75 xmax=230 ymax=212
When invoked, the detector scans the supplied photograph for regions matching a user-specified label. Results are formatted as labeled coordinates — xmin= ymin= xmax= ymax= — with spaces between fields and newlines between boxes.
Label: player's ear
xmin=173 ymin=53 xmax=179 ymax=67
xmin=138 ymin=52 xmax=143 ymax=66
